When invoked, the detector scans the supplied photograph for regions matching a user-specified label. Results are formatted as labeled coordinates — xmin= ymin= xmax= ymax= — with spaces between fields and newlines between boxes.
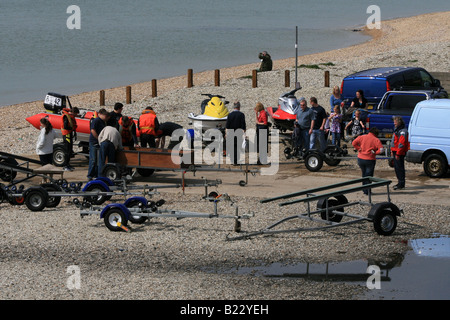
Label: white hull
xmin=188 ymin=113 xmax=227 ymax=132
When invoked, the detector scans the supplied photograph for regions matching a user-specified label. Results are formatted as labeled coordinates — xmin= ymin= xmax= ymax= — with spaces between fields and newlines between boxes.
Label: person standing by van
xmin=391 ymin=116 xmax=410 ymax=190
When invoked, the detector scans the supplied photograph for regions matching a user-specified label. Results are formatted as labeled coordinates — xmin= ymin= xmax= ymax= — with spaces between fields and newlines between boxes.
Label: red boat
xmin=26 ymin=93 xmax=140 ymax=143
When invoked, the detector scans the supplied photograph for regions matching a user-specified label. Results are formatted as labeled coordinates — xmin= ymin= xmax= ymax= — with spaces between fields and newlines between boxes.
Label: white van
xmin=406 ymin=99 xmax=450 ymax=178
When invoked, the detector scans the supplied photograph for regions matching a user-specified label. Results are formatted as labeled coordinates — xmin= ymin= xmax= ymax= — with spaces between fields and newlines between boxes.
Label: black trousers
xmin=393 ymin=152 xmax=406 ymax=187
xmin=140 ymin=134 xmax=156 ymax=148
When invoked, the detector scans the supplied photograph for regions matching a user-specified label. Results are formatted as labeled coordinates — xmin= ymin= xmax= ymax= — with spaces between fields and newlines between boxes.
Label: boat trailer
xmin=73 ymin=193 xmax=253 ymax=233
xmin=227 ymin=177 xmax=402 ymax=241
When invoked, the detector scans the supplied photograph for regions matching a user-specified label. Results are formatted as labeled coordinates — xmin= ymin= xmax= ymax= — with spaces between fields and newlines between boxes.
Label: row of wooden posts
xmin=99 ymin=69 xmax=332 ymax=106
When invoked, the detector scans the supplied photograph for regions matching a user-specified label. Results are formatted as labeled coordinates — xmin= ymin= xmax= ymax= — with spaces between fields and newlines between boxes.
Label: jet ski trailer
xmin=227 ymin=177 xmax=402 ymax=240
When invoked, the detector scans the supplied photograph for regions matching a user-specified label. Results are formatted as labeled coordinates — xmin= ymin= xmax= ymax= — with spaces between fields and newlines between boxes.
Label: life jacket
xmin=61 ymin=108 xmax=77 ymax=136
xmin=391 ymin=125 xmax=410 ymax=156
xmin=118 ymin=117 xmax=135 ymax=143
xmin=139 ymin=110 xmax=157 ymax=135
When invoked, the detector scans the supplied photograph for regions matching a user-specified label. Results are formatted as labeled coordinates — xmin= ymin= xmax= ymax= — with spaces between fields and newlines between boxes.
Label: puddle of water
xmin=211 ymin=234 xmax=450 ymax=300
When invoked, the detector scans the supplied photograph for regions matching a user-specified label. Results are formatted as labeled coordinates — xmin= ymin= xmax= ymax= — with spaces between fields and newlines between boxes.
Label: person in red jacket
xmin=391 ymin=116 xmax=410 ymax=190
xmin=352 ymin=127 xmax=384 ymax=195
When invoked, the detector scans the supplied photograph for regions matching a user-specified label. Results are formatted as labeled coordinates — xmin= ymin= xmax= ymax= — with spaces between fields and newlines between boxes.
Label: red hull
xmin=26 ymin=112 xmax=140 ymax=142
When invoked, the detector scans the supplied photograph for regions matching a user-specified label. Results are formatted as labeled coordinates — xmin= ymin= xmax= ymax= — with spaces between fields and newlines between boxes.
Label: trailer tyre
xmin=369 ymin=203 xmax=399 ymax=236
xmin=83 ymin=184 xmax=108 ymax=205
xmin=125 ymin=199 xmax=148 ymax=224
xmin=53 ymin=145 xmax=68 ymax=167
xmin=323 ymin=146 xmax=342 ymax=166
xmin=304 ymin=152 xmax=323 ymax=172
xmin=104 ymin=208 xmax=128 ymax=232
xmin=423 ymin=153 xmax=448 ymax=178
xmin=137 ymin=168 xmax=155 ymax=177
xmin=41 ymin=183 xmax=62 ymax=208
xmin=24 ymin=187 xmax=49 ymax=212
xmin=103 ymin=164 xmax=121 ymax=181
xmin=317 ymin=195 xmax=348 ymax=222
xmin=0 ymin=157 xmax=18 ymax=182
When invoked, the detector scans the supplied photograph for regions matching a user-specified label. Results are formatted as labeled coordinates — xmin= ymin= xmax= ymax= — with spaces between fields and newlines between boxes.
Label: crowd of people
xmin=34 ymin=84 xmax=409 ymax=190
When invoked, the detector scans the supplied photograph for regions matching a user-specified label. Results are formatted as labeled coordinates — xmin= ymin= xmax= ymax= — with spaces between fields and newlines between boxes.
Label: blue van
xmin=340 ymin=67 xmax=444 ymax=110
xmin=406 ymin=99 xmax=450 ymax=178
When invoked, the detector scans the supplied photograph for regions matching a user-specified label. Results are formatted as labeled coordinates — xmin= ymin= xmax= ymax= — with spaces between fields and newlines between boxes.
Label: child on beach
xmin=345 ymin=109 xmax=365 ymax=140
xmin=328 ymin=105 xmax=342 ymax=146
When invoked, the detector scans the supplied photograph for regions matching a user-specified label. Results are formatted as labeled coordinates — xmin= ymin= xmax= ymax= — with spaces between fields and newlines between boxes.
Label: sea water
xmin=0 ymin=0 xmax=448 ymax=106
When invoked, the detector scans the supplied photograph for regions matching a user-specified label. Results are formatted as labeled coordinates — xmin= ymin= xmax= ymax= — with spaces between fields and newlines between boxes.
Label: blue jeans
xmin=98 ymin=140 xmax=116 ymax=177
xmin=310 ymin=129 xmax=327 ymax=151
xmin=357 ymin=158 xmax=376 ymax=194
xmin=88 ymin=142 xmax=99 ymax=179
xmin=331 ymin=132 xmax=341 ymax=147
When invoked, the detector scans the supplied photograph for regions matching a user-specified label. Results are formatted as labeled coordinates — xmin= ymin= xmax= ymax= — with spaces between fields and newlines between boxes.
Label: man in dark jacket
xmin=258 ymin=51 xmax=272 ymax=72
xmin=225 ymin=101 xmax=246 ymax=165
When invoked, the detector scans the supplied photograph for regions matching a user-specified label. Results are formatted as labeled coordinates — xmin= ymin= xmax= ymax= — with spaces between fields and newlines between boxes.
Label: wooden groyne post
xmin=126 ymin=86 xmax=132 ymax=104
xmin=215 ymin=69 xmax=220 ymax=87
xmin=100 ymin=90 xmax=105 ymax=106
xmin=252 ymin=70 xmax=258 ymax=88
xmin=187 ymin=69 xmax=193 ymax=88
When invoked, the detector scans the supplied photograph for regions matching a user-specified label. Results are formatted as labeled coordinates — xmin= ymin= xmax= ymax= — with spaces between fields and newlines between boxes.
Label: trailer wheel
xmin=52 ymin=145 xmax=69 ymax=167
xmin=423 ymin=153 xmax=448 ymax=178
xmin=136 ymin=168 xmax=155 ymax=177
xmin=317 ymin=195 xmax=348 ymax=222
xmin=24 ymin=187 xmax=49 ymax=212
xmin=0 ymin=157 xmax=18 ymax=182
xmin=372 ymin=209 xmax=397 ymax=236
xmin=323 ymin=146 xmax=342 ymax=166
xmin=304 ymin=152 xmax=323 ymax=172
xmin=125 ymin=199 xmax=148 ymax=224
xmin=83 ymin=184 xmax=108 ymax=205
xmin=103 ymin=164 xmax=121 ymax=181
xmin=104 ymin=208 xmax=128 ymax=232
xmin=41 ymin=183 xmax=62 ymax=208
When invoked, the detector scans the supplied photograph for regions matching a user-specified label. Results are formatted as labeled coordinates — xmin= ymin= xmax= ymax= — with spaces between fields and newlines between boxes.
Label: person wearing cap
xmin=225 ymin=101 xmax=246 ymax=165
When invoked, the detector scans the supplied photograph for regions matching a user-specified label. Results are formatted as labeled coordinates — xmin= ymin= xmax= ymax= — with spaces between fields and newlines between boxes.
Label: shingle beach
xmin=0 ymin=12 xmax=449 ymax=301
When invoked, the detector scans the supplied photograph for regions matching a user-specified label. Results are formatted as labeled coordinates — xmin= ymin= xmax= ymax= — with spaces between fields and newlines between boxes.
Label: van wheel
xmin=424 ymin=154 xmax=448 ymax=178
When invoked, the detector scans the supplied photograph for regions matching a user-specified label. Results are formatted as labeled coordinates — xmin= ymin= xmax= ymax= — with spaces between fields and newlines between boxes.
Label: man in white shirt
xmin=98 ymin=125 xmax=123 ymax=178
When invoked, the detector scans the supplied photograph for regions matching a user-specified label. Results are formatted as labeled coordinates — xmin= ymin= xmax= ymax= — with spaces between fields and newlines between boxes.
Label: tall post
xmin=295 ymin=26 xmax=300 ymax=89
xmin=285 ymin=70 xmax=290 ymax=87
xmin=187 ymin=69 xmax=193 ymax=88
xmin=215 ymin=69 xmax=220 ymax=86
xmin=100 ymin=90 xmax=105 ymax=106
xmin=126 ymin=86 xmax=131 ymax=104
xmin=324 ymin=71 xmax=330 ymax=87
xmin=152 ymin=79 xmax=157 ymax=97
xmin=252 ymin=69 xmax=258 ymax=88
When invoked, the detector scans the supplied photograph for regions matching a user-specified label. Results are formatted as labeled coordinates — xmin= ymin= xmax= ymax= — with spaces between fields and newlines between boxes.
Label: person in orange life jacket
xmin=352 ymin=127 xmax=384 ymax=195
xmin=119 ymin=116 xmax=139 ymax=148
xmin=138 ymin=106 xmax=160 ymax=148
xmin=391 ymin=116 xmax=410 ymax=190
xmin=61 ymin=107 xmax=80 ymax=171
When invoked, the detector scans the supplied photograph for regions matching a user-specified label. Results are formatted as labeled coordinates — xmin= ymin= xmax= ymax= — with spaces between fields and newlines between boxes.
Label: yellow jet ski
xmin=188 ymin=94 xmax=229 ymax=134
